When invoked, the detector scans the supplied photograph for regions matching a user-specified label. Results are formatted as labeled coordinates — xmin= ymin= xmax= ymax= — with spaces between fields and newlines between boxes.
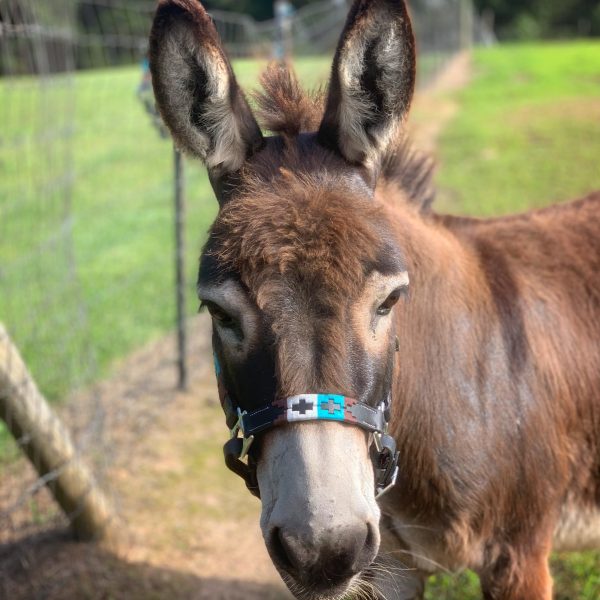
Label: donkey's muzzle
xmin=269 ymin=522 xmax=378 ymax=589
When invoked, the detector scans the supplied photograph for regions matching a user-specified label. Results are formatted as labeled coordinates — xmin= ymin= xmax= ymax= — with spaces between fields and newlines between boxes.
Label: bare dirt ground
xmin=0 ymin=54 xmax=471 ymax=600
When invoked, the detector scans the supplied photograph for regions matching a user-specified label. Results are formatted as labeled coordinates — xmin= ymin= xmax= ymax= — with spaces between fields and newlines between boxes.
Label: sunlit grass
xmin=0 ymin=56 xmax=330 ymax=461
xmin=436 ymin=40 xmax=600 ymax=216
xmin=0 ymin=57 xmax=331 ymax=403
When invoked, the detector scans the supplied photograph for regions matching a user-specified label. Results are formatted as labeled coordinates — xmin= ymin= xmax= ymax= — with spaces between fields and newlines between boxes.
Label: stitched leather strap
xmin=241 ymin=394 xmax=387 ymax=437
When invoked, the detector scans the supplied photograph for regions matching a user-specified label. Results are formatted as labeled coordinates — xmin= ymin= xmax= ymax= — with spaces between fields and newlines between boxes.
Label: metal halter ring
xmin=230 ymin=407 xmax=255 ymax=461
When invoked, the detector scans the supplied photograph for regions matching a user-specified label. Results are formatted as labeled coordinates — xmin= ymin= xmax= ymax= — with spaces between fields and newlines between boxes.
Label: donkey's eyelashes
xmin=202 ymin=301 xmax=237 ymax=328
xmin=197 ymin=279 xmax=260 ymax=356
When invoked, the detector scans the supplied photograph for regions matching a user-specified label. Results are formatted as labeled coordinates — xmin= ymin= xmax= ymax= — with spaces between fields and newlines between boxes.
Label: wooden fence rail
xmin=0 ymin=323 xmax=115 ymax=541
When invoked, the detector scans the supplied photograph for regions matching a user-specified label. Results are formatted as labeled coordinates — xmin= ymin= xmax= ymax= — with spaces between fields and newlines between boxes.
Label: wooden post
xmin=0 ymin=323 xmax=115 ymax=541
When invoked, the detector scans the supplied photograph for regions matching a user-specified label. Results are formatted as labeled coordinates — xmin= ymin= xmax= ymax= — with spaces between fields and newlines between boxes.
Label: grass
xmin=425 ymin=41 xmax=600 ymax=599
xmin=436 ymin=40 xmax=600 ymax=216
xmin=0 ymin=56 xmax=331 ymax=460
xmin=425 ymin=553 xmax=600 ymax=599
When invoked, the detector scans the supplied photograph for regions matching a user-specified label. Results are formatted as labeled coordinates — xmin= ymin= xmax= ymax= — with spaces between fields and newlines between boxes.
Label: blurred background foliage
xmin=2 ymin=0 xmax=600 ymax=39
xmin=472 ymin=0 xmax=600 ymax=39
xmin=2 ymin=0 xmax=598 ymax=75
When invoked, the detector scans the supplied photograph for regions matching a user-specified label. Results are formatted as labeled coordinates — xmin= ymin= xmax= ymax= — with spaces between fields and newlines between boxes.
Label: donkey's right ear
xmin=150 ymin=0 xmax=263 ymax=180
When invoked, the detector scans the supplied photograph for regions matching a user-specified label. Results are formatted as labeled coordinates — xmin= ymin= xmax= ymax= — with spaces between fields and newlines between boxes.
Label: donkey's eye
xmin=376 ymin=288 xmax=405 ymax=316
xmin=200 ymin=301 xmax=237 ymax=329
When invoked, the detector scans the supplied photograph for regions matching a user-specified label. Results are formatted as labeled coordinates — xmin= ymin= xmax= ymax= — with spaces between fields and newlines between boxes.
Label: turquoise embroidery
xmin=317 ymin=394 xmax=345 ymax=420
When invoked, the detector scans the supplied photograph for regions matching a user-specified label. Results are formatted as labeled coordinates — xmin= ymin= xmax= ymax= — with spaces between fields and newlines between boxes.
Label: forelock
xmin=252 ymin=62 xmax=326 ymax=137
xmin=209 ymin=174 xmax=383 ymax=304
xmin=248 ymin=62 xmax=435 ymax=211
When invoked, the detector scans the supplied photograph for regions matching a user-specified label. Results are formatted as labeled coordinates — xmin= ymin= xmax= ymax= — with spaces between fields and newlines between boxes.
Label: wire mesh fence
xmin=0 ymin=0 xmax=183 ymax=549
xmin=209 ymin=0 xmax=481 ymax=82
xmin=0 ymin=0 xmax=476 ymax=570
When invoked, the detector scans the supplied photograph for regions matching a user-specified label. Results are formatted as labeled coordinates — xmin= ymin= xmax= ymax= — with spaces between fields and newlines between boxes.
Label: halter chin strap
xmin=215 ymin=357 xmax=400 ymax=500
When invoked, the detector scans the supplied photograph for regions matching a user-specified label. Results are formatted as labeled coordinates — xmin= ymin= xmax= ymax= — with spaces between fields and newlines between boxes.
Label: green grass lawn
xmin=436 ymin=40 xmax=600 ymax=216
xmin=0 ymin=56 xmax=331 ymax=399
xmin=426 ymin=40 xmax=600 ymax=600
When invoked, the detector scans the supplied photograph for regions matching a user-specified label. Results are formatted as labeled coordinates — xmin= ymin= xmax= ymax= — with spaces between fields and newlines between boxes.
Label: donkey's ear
xmin=318 ymin=0 xmax=416 ymax=171
xmin=150 ymin=0 xmax=263 ymax=178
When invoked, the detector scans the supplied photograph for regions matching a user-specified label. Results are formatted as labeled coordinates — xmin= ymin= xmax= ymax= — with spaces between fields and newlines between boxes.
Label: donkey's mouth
xmin=279 ymin=571 xmax=364 ymax=600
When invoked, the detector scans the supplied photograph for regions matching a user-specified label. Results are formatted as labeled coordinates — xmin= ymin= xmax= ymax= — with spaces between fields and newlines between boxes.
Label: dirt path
xmin=1 ymin=53 xmax=471 ymax=600
xmin=410 ymin=51 xmax=471 ymax=153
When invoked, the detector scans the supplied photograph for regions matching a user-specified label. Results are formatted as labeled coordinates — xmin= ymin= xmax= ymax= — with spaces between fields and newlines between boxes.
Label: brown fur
xmin=211 ymin=173 xmax=383 ymax=392
xmin=381 ymin=192 xmax=600 ymax=598
xmin=208 ymin=73 xmax=600 ymax=597
xmin=248 ymin=63 xmax=435 ymax=209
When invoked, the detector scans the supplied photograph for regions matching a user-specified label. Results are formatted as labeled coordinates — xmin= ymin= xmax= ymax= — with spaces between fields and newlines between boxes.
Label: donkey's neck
xmin=385 ymin=202 xmax=535 ymax=519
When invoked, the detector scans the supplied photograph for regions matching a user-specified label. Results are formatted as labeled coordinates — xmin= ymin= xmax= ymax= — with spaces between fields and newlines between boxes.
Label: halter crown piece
xmin=214 ymin=355 xmax=400 ymax=499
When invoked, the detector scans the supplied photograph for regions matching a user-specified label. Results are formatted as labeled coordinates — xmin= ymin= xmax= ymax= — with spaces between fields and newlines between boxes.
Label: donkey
xmin=149 ymin=0 xmax=600 ymax=598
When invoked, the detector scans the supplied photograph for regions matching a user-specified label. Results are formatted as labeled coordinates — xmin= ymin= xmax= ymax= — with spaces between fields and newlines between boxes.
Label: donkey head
xmin=151 ymin=0 xmax=420 ymax=597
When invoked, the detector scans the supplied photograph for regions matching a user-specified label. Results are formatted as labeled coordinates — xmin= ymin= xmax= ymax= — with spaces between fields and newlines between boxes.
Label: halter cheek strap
xmin=214 ymin=356 xmax=400 ymax=500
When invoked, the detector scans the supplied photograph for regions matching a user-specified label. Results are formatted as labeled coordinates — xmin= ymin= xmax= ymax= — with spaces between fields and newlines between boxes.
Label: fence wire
xmin=0 ymin=0 xmax=476 ymax=580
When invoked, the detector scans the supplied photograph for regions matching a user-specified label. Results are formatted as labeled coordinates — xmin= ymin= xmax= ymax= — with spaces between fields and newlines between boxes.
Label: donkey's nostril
xmin=269 ymin=527 xmax=299 ymax=575
xmin=355 ymin=521 xmax=379 ymax=572
xmin=316 ymin=524 xmax=373 ymax=584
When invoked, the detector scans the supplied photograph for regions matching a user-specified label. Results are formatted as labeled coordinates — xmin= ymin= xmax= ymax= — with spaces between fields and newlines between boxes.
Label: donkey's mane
xmin=252 ymin=63 xmax=436 ymax=211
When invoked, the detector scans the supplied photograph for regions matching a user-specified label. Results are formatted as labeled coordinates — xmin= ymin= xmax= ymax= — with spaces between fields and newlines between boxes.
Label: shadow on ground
xmin=1 ymin=528 xmax=288 ymax=600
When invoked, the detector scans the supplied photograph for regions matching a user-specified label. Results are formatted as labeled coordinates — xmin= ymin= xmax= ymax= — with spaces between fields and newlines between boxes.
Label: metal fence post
xmin=174 ymin=148 xmax=187 ymax=391
xmin=460 ymin=0 xmax=474 ymax=50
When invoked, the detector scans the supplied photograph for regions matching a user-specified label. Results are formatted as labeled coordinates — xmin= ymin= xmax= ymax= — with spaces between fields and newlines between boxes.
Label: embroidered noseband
xmin=215 ymin=356 xmax=400 ymax=500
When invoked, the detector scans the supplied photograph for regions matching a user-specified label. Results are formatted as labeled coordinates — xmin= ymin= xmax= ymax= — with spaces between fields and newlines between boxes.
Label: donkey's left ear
xmin=318 ymin=0 xmax=416 ymax=173
xmin=149 ymin=0 xmax=263 ymax=183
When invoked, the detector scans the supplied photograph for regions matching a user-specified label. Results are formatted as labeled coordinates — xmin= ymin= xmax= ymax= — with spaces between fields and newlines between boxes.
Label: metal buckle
xmin=372 ymin=430 xmax=400 ymax=500
xmin=373 ymin=431 xmax=384 ymax=453
xmin=376 ymin=463 xmax=399 ymax=499
xmin=230 ymin=407 xmax=254 ymax=460
xmin=377 ymin=401 xmax=390 ymax=434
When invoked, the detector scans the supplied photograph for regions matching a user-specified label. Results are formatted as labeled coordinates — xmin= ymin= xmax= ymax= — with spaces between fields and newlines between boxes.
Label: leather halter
xmin=215 ymin=355 xmax=400 ymax=500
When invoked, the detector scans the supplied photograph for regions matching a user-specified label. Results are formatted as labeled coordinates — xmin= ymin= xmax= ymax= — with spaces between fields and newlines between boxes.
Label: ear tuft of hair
xmin=252 ymin=63 xmax=326 ymax=137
